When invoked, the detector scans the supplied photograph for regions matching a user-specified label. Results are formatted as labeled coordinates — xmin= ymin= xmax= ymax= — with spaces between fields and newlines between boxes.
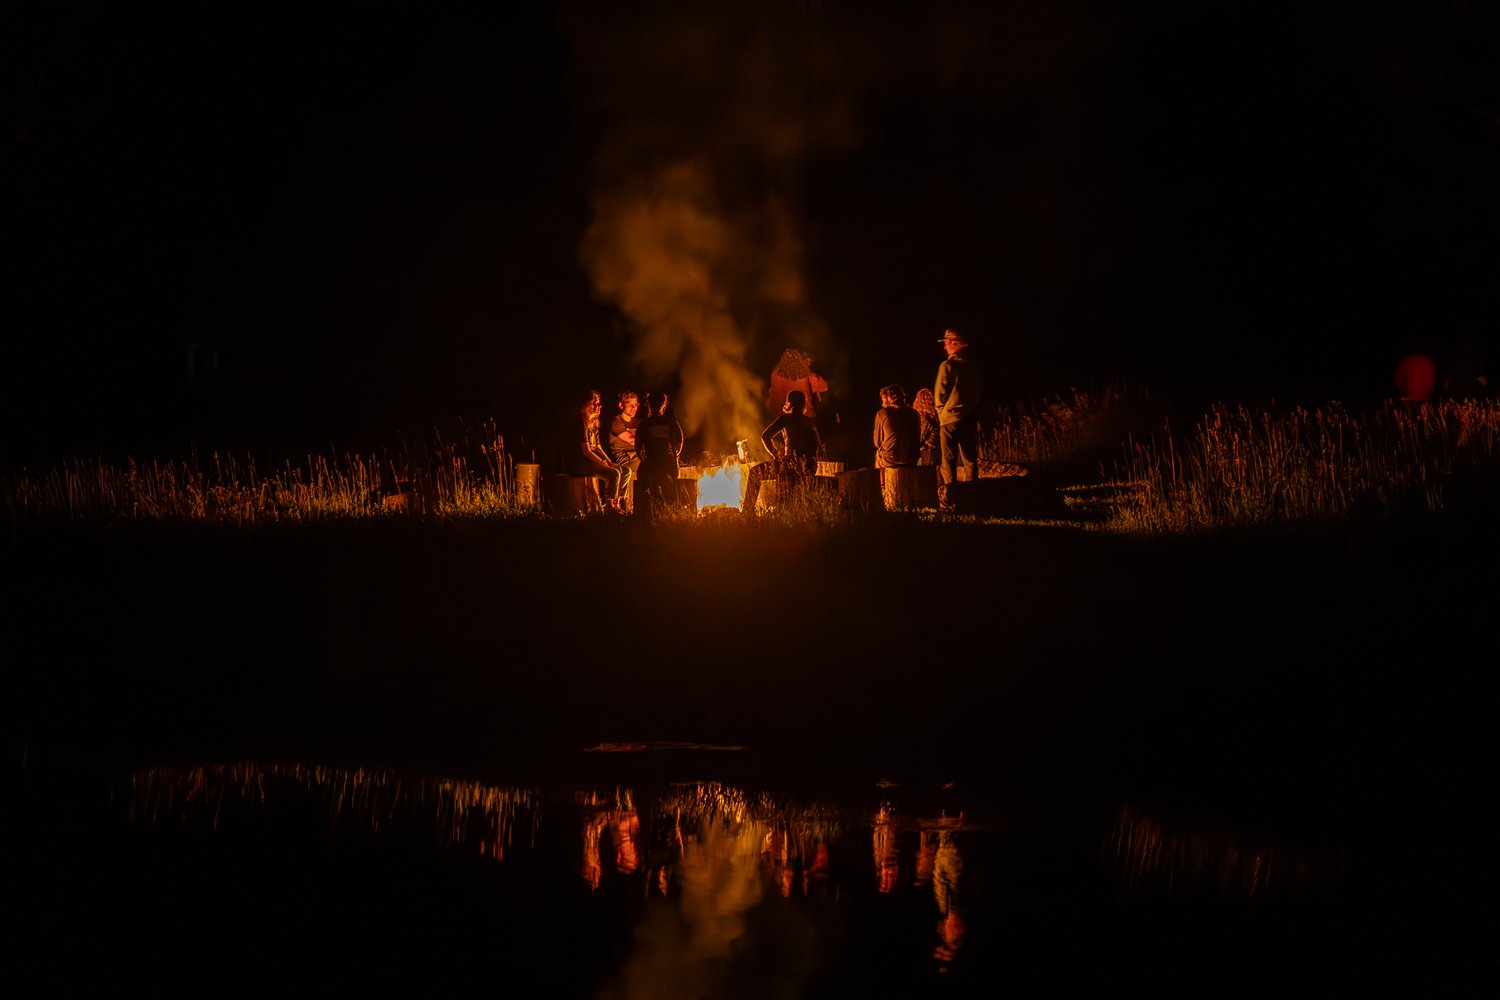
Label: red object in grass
xmin=1394 ymin=354 xmax=1436 ymax=401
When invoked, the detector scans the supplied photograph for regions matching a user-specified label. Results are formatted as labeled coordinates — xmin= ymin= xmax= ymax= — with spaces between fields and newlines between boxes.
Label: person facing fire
xmin=634 ymin=389 xmax=683 ymax=518
xmin=933 ymin=329 xmax=984 ymax=512
xmin=573 ymin=389 xmax=625 ymax=512
xmin=873 ymin=383 xmax=920 ymax=470
xmin=743 ymin=389 xmax=822 ymax=514
xmin=609 ymin=391 xmax=642 ymax=505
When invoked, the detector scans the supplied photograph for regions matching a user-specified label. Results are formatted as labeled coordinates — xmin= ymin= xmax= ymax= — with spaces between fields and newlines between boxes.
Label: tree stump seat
xmin=545 ymin=474 xmax=603 ymax=515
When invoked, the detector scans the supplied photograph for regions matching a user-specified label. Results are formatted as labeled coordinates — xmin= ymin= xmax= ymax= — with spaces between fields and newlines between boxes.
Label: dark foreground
xmin=5 ymin=511 xmax=1492 ymax=992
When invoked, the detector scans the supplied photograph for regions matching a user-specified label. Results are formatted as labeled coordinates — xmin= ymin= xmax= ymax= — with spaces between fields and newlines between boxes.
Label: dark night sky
xmin=6 ymin=1 xmax=1498 ymax=466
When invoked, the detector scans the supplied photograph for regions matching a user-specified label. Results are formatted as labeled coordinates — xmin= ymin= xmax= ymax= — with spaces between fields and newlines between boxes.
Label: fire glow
xmin=696 ymin=459 xmax=745 ymax=511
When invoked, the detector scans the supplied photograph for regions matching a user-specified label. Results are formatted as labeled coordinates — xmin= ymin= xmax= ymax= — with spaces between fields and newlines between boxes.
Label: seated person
xmin=572 ymin=389 xmax=624 ymax=510
xmin=608 ymin=390 xmax=642 ymax=503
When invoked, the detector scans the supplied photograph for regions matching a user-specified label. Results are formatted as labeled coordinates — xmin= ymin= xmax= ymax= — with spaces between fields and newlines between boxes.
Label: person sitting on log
xmin=572 ymin=389 xmax=625 ymax=512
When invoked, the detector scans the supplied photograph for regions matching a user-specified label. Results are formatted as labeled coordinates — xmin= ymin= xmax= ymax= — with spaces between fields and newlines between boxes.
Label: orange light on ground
xmin=696 ymin=458 xmax=744 ymax=511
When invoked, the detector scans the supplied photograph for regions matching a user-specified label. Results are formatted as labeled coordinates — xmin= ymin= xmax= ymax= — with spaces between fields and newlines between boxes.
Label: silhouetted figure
xmin=933 ymin=329 xmax=984 ymax=512
xmin=634 ymin=389 xmax=684 ymax=519
xmin=744 ymin=389 xmax=821 ymax=515
xmin=913 ymin=388 xmax=940 ymax=468
xmin=1442 ymin=331 xmax=1491 ymax=399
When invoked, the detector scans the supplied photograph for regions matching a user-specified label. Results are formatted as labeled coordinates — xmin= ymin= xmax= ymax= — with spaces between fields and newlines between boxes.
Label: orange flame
xmin=695 ymin=458 xmax=744 ymax=511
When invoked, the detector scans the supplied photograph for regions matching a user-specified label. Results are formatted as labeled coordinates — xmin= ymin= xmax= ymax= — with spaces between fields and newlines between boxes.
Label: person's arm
xmin=934 ymin=361 xmax=954 ymax=413
xmin=873 ymin=410 xmax=885 ymax=450
xmin=760 ymin=416 xmax=786 ymax=459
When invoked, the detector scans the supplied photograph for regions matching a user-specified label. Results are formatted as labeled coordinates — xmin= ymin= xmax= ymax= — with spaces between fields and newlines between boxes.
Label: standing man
xmin=609 ymin=391 xmax=642 ymax=508
xmin=933 ymin=329 xmax=984 ymax=512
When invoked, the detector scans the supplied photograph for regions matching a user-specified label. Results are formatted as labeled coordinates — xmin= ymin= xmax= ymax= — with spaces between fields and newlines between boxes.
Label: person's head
xmin=644 ymin=389 xmax=670 ymax=417
xmin=580 ymin=390 xmax=602 ymax=422
xmin=784 ymin=389 xmax=807 ymax=414
xmin=880 ymin=384 xmax=908 ymax=408
xmin=938 ymin=328 xmax=968 ymax=357
xmin=913 ymin=388 xmax=937 ymax=417
xmin=617 ymin=391 xmax=639 ymax=420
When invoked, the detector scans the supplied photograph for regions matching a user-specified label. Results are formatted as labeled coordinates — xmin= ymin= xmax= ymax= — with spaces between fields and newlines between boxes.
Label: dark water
xmin=8 ymin=515 xmax=1490 ymax=990
xmin=13 ymin=750 xmax=1352 ymax=995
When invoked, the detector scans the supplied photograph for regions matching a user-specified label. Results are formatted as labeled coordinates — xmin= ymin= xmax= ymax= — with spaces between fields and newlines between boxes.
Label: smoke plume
xmin=568 ymin=3 xmax=858 ymax=454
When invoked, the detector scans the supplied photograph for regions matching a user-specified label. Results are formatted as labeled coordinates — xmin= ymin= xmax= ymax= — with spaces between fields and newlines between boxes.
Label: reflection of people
xmin=573 ymin=390 xmax=625 ymax=511
xmin=913 ymin=388 xmax=940 ymax=467
xmin=933 ymin=329 xmax=984 ymax=512
xmin=635 ymin=389 xmax=684 ymax=519
xmin=931 ymin=830 xmax=966 ymax=970
xmin=873 ymin=384 xmax=920 ymax=471
xmin=744 ymin=389 xmax=822 ymax=514
xmin=608 ymin=391 xmax=642 ymax=503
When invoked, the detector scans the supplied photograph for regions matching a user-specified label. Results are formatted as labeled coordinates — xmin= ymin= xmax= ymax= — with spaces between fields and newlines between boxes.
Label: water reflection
xmin=1104 ymin=805 xmax=1342 ymax=897
xmin=128 ymin=760 xmax=535 ymax=860
xmin=107 ymin=763 xmax=1340 ymax=991
xmin=873 ymin=804 xmax=971 ymax=973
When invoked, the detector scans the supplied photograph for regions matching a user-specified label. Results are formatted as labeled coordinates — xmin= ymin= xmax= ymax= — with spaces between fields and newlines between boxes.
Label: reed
xmin=1107 ymin=398 xmax=1500 ymax=532
xmin=981 ymin=385 xmax=1148 ymax=479
xmin=0 ymin=419 xmax=529 ymax=528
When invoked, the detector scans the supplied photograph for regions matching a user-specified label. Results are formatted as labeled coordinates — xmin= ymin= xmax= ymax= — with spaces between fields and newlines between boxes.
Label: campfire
xmin=693 ymin=458 xmax=744 ymax=511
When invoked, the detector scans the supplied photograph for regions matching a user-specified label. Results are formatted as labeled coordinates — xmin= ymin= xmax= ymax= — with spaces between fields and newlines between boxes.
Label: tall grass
xmin=1108 ymin=398 xmax=1500 ymax=532
xmin=1 ymin=420 xmax=528 ymax=528
xmin=982 ymin=385 xmax=1149 ymax=478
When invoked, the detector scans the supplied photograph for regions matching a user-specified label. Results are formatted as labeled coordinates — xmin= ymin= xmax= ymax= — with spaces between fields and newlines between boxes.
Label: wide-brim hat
xmin=936 ymin=329 xmax=968 ymax=344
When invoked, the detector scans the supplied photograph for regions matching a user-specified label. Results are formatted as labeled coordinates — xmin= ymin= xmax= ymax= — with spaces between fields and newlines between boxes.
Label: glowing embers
xmin=695 ymin=458 xmax=745 ymax=511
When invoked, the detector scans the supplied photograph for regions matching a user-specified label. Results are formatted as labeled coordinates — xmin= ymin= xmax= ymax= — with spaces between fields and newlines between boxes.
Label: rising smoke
xmin=567 ymin=3 xmax=859 ymax=455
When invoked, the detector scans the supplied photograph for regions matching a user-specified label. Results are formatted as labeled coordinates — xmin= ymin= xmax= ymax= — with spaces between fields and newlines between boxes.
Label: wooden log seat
xmin=544 ymin=474 xmax=603 ymax=515
xmin=881 ymin=465 xmax=939 ymax=510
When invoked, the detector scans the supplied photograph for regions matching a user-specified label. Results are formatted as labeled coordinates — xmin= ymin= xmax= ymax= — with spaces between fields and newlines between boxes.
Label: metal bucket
xmin=512 ymin=463 xmax=541 ymax=508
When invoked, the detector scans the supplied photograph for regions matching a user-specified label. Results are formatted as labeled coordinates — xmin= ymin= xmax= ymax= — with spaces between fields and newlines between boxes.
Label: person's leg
xmin=938 ymin=422 xmax=959 ymax=510
xmin=938 ymin=423 xmax=958 ymax=487
xmin=955 ymin=417 xmax=979 ymax=483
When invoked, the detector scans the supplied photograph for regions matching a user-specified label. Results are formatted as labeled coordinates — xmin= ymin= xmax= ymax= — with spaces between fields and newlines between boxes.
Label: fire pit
xmin=682 ymin=458 xmax=745 ymax=511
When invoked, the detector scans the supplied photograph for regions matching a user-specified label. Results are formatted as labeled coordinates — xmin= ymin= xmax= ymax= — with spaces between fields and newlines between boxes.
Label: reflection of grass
xmin=1104 ymin=806 xmax=1341 ymax=898
xmin=129 ymin=760 xmax=536 ymax=861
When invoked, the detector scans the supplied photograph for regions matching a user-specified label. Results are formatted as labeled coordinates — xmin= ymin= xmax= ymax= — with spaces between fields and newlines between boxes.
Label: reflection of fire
xmin=874 ymin=805 xmax=899 ymax=893
xmin=695 ymin=458 xmax=744 ymax=511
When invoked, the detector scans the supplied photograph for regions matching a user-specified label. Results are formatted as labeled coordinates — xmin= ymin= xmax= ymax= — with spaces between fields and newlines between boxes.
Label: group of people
xmin=869 ymin=328 xmax=984 ymax=511
xmin=570 ymin=326 xmax=985 ymax=516
xmin=573 ymin=388 xmax=683 ymax=516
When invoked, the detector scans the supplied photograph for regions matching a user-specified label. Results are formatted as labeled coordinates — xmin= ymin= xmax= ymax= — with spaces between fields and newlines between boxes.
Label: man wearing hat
xmin=933 ymin=328 xmax=984 ymax=512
